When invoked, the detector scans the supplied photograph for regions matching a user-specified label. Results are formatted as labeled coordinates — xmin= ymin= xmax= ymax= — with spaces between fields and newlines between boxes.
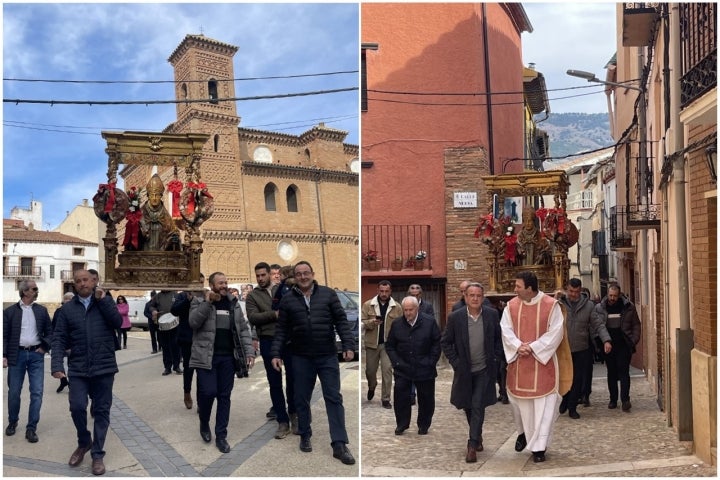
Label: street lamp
xmin=566 ymin=69 xmax=643 ymax=92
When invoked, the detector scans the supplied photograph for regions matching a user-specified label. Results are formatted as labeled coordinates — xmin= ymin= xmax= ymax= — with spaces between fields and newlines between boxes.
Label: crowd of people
xmin=3 ymin=261 xmax=357 ymax=475
xmin=361 ymin=272 xmax=641 ymax=464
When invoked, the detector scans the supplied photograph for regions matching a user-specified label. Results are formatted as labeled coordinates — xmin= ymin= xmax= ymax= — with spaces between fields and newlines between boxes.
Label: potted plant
xmin=363 ymin=250 xmax=380 ymax=271
xmin=391 ymin=255 xmax=403 ymax=271
xmin=414 ymin=250 xmax=427 ymax=270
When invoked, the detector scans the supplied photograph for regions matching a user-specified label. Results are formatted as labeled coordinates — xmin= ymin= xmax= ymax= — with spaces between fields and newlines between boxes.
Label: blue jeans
xmin=7 ymin=350 xmax=45 ymax=430
xmin=196 ymin=354 xmax=235 ymax=440
xmin=68 ymin=373 xmax=115 ymax=459
xmin=292 ymin=354 xmax=348 ymax=445
xmin=260 ymin=338 xmax=295 ymax=424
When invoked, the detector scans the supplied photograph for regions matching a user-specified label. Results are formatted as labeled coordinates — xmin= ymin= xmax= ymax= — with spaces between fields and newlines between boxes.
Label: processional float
xmin=93 ymin=131 xmax=213 ymax=290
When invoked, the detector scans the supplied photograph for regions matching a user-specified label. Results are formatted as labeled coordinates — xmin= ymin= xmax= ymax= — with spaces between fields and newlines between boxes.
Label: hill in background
xmin=539 ymin=112 xmax=614 ymax=159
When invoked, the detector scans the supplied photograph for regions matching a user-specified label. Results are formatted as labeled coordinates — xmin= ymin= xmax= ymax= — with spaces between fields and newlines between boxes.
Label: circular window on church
xmin=253 ymin=145 xmax=273 ymax=163
xmin=278 ymin=239 xmax=297 ymax=262
xmin=349 ymin=158 xmax=360 ymax=173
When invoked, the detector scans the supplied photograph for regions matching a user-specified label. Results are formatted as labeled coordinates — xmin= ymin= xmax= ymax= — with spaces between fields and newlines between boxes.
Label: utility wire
xmin=3 ymin=70 xmax=359 ymax=84
xmin=367 ymin=89 xmax=609 ymax=107
xmin=3 ymin=87 xmax=357 ymax=106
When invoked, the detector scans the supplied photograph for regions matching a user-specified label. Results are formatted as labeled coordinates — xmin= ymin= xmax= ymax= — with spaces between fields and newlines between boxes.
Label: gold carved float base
xmin=103 ymin=251 xmax=204 ymax=291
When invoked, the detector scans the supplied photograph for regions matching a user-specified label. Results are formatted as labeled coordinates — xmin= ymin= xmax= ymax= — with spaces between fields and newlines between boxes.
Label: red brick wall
xmin=687 ymin=124 xmax=717 ymax=356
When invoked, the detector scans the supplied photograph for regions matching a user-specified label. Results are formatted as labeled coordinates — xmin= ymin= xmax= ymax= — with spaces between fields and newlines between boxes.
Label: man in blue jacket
xmin=51 ymin=269 xmax=122 ymax=476
xmin=271 ymin=261 xmax=356 ymax=465
xmin=3 ymin=279 xmax=52 ymax=444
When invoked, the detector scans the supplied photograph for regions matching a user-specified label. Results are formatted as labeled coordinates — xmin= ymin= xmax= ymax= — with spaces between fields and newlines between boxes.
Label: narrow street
xmin=361 ymin=358 xmax=716 ymax=477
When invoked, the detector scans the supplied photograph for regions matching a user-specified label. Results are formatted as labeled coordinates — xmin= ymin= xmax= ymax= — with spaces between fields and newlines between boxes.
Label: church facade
xmin=121 ymin=34 xmax=358 ymax=289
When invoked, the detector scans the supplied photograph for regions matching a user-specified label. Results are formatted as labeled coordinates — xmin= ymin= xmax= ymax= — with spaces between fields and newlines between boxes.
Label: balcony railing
xmin=4 ymin=265 xmax=42 ymax=278
xmin=362 ymin=224 xmax=431 ymax=271
xmin=609 ymin=206 xmax=633 ymax=251
xmin=567 ymin=190 xmax=593 ymax=210
xmin=61 ymin=270 xmax=75 ymax=281
xmin=626 ymin=203 xmax=661 ymax=229
xmin=679 ymin=3 xmax=717 ymax=108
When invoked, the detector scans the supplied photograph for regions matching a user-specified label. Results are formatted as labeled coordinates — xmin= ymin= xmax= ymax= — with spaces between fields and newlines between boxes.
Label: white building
xmin=3 ymin=219 xmax=99 ymax=309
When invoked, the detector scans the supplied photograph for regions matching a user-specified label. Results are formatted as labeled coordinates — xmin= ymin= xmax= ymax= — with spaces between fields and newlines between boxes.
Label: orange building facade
xmin=361 ymin=3 xmax=532 ymax=320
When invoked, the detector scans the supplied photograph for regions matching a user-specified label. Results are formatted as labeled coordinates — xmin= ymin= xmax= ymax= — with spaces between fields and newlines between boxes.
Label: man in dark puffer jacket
xmin=271 ymin=261 xmax=356 ymax=466
xmin=51 ymin=269 xmax=122 ymax=476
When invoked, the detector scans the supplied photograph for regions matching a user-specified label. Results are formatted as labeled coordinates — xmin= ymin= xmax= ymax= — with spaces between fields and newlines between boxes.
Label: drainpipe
xmin=668 ymin=3 xmax=693 ymax=440
xmin=314 ymin=172 xmax=329 ymax=284
xmin=481 ymin=3 xmax=495 ymax=174
xmin=637 ymin=47 xmax=649 ymax=310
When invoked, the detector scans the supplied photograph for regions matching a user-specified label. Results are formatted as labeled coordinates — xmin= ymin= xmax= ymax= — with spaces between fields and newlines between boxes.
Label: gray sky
xmin=522 ymin=2 xmax=618 ymax=114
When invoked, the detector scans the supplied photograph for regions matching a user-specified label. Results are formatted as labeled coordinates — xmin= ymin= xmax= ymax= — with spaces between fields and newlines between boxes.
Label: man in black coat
xmin=271 ymin=261 xmax=356 ymax=465
xmin=171 ymin=291 xmax=202 ymax=409
xmin=385 ymin=296 xmax=441 ymax=436
xmin=441 ymin=282 xmax=503 ymax=463
xmin=51 ymin=269 xmax=122 ymax=476
xmin=3 ymin=279 xmax=52 ymax=443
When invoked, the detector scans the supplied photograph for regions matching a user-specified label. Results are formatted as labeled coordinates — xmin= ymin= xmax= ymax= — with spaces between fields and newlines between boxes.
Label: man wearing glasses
xmin=3 ymin=280 xmax=52 ymax=444
xmin=271 ymin=261 xmax=356 ymax=465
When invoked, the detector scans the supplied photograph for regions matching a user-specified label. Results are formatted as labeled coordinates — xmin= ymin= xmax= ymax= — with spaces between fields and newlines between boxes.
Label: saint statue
xmin=516 ymin=205 xmax=549 ymax=265
xmin=139 ymin=174 xmax=180 ymax=251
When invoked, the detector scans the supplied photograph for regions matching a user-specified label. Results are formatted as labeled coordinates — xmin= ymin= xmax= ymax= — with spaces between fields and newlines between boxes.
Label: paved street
xmin=3 ymin=330 xmax=359 ymax=477
xmin=361 ymin=358 xmax=716 ymax=477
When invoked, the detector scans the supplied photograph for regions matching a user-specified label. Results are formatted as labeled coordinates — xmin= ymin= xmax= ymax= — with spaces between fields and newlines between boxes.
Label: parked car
xmin=334 ymin=289 xmax=359 ymax=361
xmin=126 ymin=294 xmax=152 ymax=330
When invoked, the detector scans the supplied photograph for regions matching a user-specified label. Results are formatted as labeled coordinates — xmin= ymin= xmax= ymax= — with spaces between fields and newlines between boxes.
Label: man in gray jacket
xmin=189 ymin=272 xmax=255 ymax=453
xmin=556 ymin=278 xmax=611 ymax=419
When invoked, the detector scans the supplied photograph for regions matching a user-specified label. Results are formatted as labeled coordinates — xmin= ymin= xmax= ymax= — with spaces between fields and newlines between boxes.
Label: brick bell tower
xmin=166 ymin=34 xmax=249 ymax=280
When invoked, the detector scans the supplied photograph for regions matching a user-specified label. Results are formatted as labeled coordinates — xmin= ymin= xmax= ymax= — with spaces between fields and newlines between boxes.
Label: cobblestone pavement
xmin=3 ymin=330 xmax=359 ymax=477
xmin=361 ymin=358 xmax=716 ymax=477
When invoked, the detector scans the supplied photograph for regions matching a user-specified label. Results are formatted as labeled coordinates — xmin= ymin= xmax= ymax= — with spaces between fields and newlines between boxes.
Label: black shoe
xmin=582 ymin=396 xmax=591 ymax=407
xmin=514 ymin=433 xmax=527 ymax=452
xmin=200 ymin=423 xmax=212 ymax=443
xmin=608 ymin=401 xmax=617 ymax=409
xmin=332 ymin=442 xmax=356 ymax=465
xmin=174 ymin=368 xmax=183 ymax=375
xmin=568 ymin=410 xmax=580 ymax=419
xmin=25 ymin=428 xmax=38 ymax=443
xmin=299 ymin=436 xmax=312 ymax=452
xmin=162 ymin=369 xmax=171 ymax=376
xmin=501 ymin=396 xmax=509 ymax=405
xmin=6 ymin=422 xmax=17 ymax=436
xmin=382 ymin=400 xmax=392 ymax=409
xmin=367 ymin=388 xmax=375 ymax=401
xmin=215 ymin=438 xmax=230 ymax=453
xmin=394 ymin=426 xmax=407 ymax=435
xmin=417 ymin=427 xmax=428 ymax=435
xmin=266 ymin=407 xmax=277 ymax=419
xmin=151 ymin=350 xmax=159 ymax=354
xmin=558 ymin=399 xmax=568 ymax=414
xmin=622 ymin=400 xmax=632 ymax=411
xmin=57 ymin=377 xmax=69 ymax=393
xmin=532 ymin=451 xmax=546 ymax=463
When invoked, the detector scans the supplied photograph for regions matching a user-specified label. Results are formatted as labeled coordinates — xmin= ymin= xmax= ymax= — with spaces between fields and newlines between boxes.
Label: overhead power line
xmin=4 ymin=87 xmax=357 ymax=106
xmin=3 ymin=70 xmax=359 ymax=84
xmin=368 ymin=89 xmax=608 ymax=107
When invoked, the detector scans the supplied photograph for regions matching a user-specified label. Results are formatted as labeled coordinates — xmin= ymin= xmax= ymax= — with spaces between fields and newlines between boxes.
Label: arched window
xmin=286 ymin=185 xmax=299 ymax=212
xmin=264 ymin=183 xmax=277 ymax=211
xmin=213 ymin=134 xmax=220 ymax=152
xmin=304 ymin=148 xmax=311 ymax=163
xmin=181 ymin=83 xmax=188 ymax=100
xmin=208 ymin=79 xmax=218 ymax=104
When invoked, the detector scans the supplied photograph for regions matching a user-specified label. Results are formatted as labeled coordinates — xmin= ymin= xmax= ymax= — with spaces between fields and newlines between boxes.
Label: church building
xmin=121 ymin=34 xmax=358 ymax=289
